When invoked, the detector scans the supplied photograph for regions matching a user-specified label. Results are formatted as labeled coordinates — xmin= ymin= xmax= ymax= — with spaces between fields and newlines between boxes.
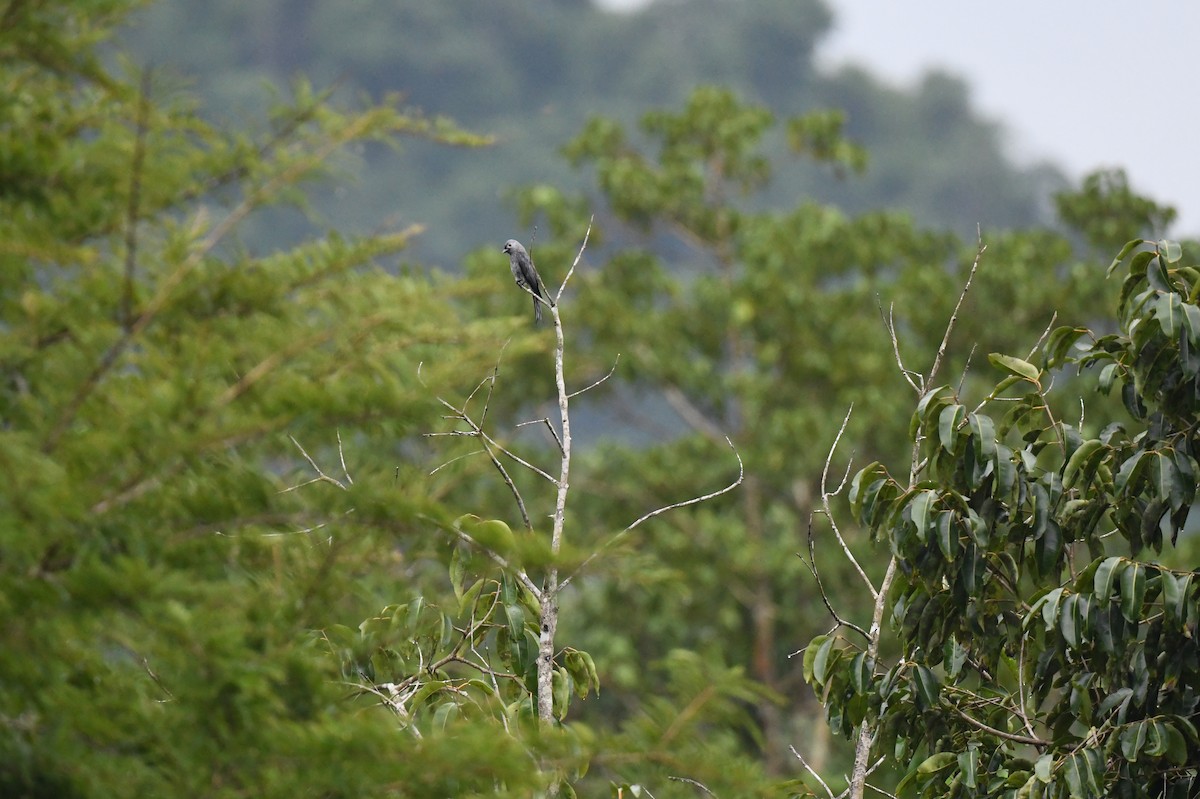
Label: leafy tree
xmin=0 ymin=2 xmax=565 ymax=796
xmin=805 ymin=238 xmax=1200 ymax=799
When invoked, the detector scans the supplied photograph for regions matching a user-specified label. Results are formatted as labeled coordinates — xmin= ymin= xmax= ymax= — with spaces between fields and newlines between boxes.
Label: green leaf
xmin=935 ymin=511 xmax=957 ymax=561
xmin=1108 ymin=238 xmax=1147 ymax=277
xmin=1120 ymin=562 xmax=1145 ymax=622
xmin=449 ymin=547 xmax=465 ymax=602
xmin=458 ymin=578 xmax=486 ymax=617
xmin=909 ymin=490 xmax=936 ymax=543
xmin=1162 ymin=572 xmax=1191 ymax=626
xmin=938 ymin=404 xmax=966 ymax=452
xmin=1115 ymin=450 xmax=1151 ymax=495
xmin=988 ymin=352 xmax=1041 ymax=382
xmin=957 ymin=745 xmax=979 ymax=789
xmin=1156 ymin=291 xmax=1183 ymax=337
xmin=803 ymin=635 xmax=829 ymax=684
xmin=913 ymin=665 xmax=940 ymax=709
xmin=1033 ymin=753 xmax=1053 ymax=782
xmin=1121 ymin=720 xmax=1148 ymax=761
xmin=1093 ymin=556 xmax=1124 ymax=603
xmin=1062 ymin=439 xmax=1106 ymax=490
xmin=811 ymin=636 xmax=837 ymax=686
xmin=916 ymin=751 xmax=956 ymax=775
xmin=1159 ymin=238 xmax=1183 ymax=264
xmin=1182 ymin=302 xmax=1200 ymax=346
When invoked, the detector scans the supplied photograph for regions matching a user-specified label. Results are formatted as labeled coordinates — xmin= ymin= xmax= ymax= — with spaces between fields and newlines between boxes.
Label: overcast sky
xmin=600 ymin=0 xmax=1200 ymax=235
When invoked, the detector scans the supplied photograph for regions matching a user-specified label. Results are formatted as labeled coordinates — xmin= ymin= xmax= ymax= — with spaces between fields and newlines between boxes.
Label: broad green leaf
xmin=1033 ymin=753 xmax=1053 ymax=782
xmin=1121 ymin=720 xmax=1147 ymax=761
xmin=939 ymin=404 xmax=966 ymax=452
xmin=449 ymin=547 xmax=465 ymax=602
xmin=1115 ymin=450 xmax=1151 ymax=495
xmin=1182 ymin=302 xmax=1200 ymax=346
xmin=1107 ymin=238 xmax=1146 ymax=277
xmin=988 ymin=352 xmax=1041 ymax=382
xmin=1161 ymin=572 xmax=1191 ymax=626
xmin=957 ymin=745 xmax=979 ymax=789
xmin=1039 ymin=587 xmax=1065 ymax=630
xmin=916 ymin=751 xmax=956 ymax=775
xmin=1156 ymin=291 xmax=1183 ymax=337
xmin=913 ymin=665 xmax=940 ymax=709
xmin=1120 ymin=562 xmax=1145 ymax=622
xmin=811 ymin=636 xmax=837 ymax=686
xmin=803 ymin=635 xmax=829 ymax=684
xmin=909 ymin=489 xmax=936 ymax=543
xmin=1062 ymin=439 xmax=1105 ymax=490
xmin=1093 ymin=556 xmax=1124 ymax=603
xmin=935 ymin=511 xmax=956 ymax=561
xmin=1159 ymin=238 xmax=1183 ymax=263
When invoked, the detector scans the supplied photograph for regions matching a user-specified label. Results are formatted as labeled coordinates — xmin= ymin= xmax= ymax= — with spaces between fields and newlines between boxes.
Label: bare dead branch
xmin=816 ymin=404 xmax=876 ymax=600
xmin=1026 ymin=312 xmax=1058 ymax=363
xmin=555 ymin=216 xmax=593 ymax=303
xmin=287 ymin=435 xmax=348 ymax=491
xmin=667 ymin=776 xmax=718 ymax=797
xmin=568 ymin=353 xmax=621 ymax=399
xmin=790 ymin=746 xmax=835 ymax=799
xmin=560 ymin=437 xmax=743 ymax=590
xmin=878 ymin=299 xmax=922 ymax=394
xmin=928 ymin=233 xmax=986 ymax=389
xmin=429 ymin=449 xmax=487 ymax=475
xmin=844 ymin=235 xmax=988 ymax=799
xmin=516 ymin=417 xmax=566 ymax=456
xmin=336 ymin=428 xmax=354 ymax=486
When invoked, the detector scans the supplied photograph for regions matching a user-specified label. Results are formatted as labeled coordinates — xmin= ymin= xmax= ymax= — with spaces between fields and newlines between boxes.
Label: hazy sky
xmin=600 ymin=0 xmax=1200 ymax=235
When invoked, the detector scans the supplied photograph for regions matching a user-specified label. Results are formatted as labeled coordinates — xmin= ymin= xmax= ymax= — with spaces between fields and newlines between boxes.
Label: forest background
xmin=2 ymin=1 xmax=1196 ymax=797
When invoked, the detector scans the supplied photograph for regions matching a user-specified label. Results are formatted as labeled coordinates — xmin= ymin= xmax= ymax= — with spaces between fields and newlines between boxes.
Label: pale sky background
xmin=600 ymin=0 xmax=1200 ymax=235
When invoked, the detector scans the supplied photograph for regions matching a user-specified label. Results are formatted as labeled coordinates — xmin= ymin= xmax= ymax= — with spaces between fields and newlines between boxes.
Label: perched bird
xmin=503 ymin=239 xmax=554 ymax=325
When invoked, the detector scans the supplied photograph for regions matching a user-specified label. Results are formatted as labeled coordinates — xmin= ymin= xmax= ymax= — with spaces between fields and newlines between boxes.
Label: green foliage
xmin=0 ymin=2 xmax=546 ymax=795
xmin=810 ymin=239 xmax=1200 ymax=798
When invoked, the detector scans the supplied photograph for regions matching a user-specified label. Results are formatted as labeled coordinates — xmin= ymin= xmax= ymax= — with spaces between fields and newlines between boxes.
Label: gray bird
xmin=502 ymin=239 xmax=554 ymax=325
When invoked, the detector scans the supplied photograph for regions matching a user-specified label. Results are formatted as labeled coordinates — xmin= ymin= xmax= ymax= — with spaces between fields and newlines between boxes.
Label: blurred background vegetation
xmin=2 ymin=0 xmax=1192 ymax=797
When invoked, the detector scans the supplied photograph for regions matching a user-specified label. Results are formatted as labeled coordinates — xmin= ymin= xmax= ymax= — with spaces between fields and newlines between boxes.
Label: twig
xmin=429 ymin=449 xmax=487 ymax=475
xmin=790 ymin=745 xmax=835 ymax=799
xmin=287 ymin=435 xmax=348 ymax=491
xmin=1026 ymin=312 xmax=1058 ymax=363
xmin=555 ymin=215 xmax=593 ymax=303
xmin=878 ymin=299 xmax=922 ymax=394
xmin=336 ymin=428 xmax=353 ymax=486
xmin=816 ymin=404 xmax=876 ymax=599
xmin=516 ymin=417 xmax=565 ymax=456
xmin=929 ymin=233 xmax=986 ymax=389
xmin=667 ymin=776 xmax=717 ymax=797
xmin=560 ymin=437 xmax=743 ymax=589
xmin=567 ymin=353 xmax=621 ymax=399
xmin=949 ymin=703 xmax=1048 ymax=747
